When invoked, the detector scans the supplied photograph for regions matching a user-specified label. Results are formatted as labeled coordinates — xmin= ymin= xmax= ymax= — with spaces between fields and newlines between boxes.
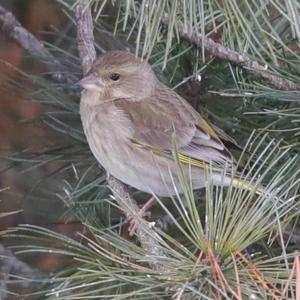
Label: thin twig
xmin=207 ymin=243 xmax=223 ymax=300
xmin=295 ymin=251 xmax=300 ymax=300
xmin=231 ymin=253 xmax=242 ymax=300
xmin=75 ymin=0 xmax=165 ymax=260
xmin=237 ymin=251 xmax=281 ymax=299
xmin=207 ymin=243 xmax=240 ymax=299
xmin=0 ymin=5 xmax=69 ymax=83
xmin=281 ymin=253 xmax=296 ymax=298
xmin=174 ymin=287 xmax=184 ymax=300
xmin=161 ymin=14 xmax=298 ymax=91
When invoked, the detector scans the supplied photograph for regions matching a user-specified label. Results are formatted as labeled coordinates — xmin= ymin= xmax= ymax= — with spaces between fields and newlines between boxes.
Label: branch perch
xmin=75 ymin=2 xmax=96 ymax=76
xmin=161 ymin=14 xmax=298 ymax=91
xmin=75 ymin=0 xmax=165 ymax=259
xmin=107 ymin=176 xmax=165 ymax=257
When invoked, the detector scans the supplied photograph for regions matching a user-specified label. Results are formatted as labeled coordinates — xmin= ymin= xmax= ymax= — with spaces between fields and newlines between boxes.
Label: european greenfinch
xmin=79 ymin=50 xmax=248 ymax=196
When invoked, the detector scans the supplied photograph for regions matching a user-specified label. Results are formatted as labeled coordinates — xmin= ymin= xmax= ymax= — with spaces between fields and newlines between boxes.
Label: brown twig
xmin=206 ymin=243 xmax=222 ymax=300
xmin=0 ymin=5 xmax=69 ymax=83
xmin=236 ymin=251 xmax=281 ymax=299
xmin=281 ymin=252 xmax=297 ymax=298
xmin=174 ymin=287 xmax=184 ymax=300
xmin=295 ymin=252 xmax=300 ymax=300
xmin=231 ymin=253 xmax=242 ymax=300
xmin=207 ymin=243 xmax=240 ymax=299
xmin=161 ymin=14 xmax=298 ymax=91
xmin=75 ymin=0 xmax=165 ymax=260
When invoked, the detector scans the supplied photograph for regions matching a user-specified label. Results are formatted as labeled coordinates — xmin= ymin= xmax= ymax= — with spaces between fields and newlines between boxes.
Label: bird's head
xmin=78 ymin=50 xmax=157 ymax=101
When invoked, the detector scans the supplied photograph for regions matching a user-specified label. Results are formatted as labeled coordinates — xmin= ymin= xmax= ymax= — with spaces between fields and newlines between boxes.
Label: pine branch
xmin=75 ymin=2 xmax=96 ymax=76
xmin=75 ymin=0 xmax=165 ymax=260
xmin=107 ymin=176 xmax=165 ymax=259
xmin=0 ymin=5 xmax=69 ymax=83
xmin=161 ymin=14 xmax=299 ymax=91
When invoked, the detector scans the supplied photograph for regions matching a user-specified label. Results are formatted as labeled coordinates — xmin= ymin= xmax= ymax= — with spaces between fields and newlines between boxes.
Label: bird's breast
xmin=80 ymin=91 xmax=134 ymax=171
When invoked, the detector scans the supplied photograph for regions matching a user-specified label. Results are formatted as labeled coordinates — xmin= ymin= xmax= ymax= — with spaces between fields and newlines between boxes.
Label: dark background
xmin=0 ymin=0 xmax=78 ymax=275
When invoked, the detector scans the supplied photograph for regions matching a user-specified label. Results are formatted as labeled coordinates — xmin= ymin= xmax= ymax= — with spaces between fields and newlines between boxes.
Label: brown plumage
xmin=79 ymin=50 xmax=245 ymax=196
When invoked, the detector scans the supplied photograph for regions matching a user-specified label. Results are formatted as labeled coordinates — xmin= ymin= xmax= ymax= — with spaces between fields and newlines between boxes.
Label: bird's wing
xmin=115 ymin=82 xmax=234 ymax=169
xmin=211 ymin=124 xmax=241 ymax=149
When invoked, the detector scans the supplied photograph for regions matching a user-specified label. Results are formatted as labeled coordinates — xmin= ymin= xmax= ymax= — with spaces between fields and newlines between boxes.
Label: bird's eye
xmin=110 ymin=73 xmax=120 ymax=81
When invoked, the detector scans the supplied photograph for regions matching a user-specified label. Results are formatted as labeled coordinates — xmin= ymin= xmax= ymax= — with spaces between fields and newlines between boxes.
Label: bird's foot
xmin=127 ymin=197 xmax=156 ymax=236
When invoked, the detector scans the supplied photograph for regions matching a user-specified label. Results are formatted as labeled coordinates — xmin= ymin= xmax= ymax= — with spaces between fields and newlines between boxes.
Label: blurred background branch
xmin=0 ymin=4 xmax=68 ymax=83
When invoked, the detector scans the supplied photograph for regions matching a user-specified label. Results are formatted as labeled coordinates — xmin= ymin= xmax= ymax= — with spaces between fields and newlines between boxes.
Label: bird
xmin=78 ymin=50 xmax=253 ymax=198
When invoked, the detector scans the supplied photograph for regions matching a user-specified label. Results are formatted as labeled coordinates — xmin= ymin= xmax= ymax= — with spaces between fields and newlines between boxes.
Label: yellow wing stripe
xmin=131 ymin=138 xmax=219 ymax=171
xmin=131 ymin=138 xmax=260 ymax=195
xmin=232 ymin=178 xmax=262 ymax=195
xmin=198 ymin=117 xmax=221 ymax=142
xmin=178 ymin=153 xmax=211 ymax=169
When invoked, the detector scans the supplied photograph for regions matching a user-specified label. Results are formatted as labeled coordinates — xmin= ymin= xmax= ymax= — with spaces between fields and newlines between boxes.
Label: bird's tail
xmin=231 ymin=177 xmax=263 ymax=196
xmin=210 ymin=171 xmax=264 ymax=197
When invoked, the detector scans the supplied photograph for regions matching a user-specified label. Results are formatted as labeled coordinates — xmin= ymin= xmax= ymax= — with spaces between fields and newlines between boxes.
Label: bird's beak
xmin=77 ymin=72 xmax=104 ymax=91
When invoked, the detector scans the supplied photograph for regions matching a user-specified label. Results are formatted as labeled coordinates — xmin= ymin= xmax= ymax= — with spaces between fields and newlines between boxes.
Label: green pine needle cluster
xmin=6 ymin=134 xmax=300 ymax=298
